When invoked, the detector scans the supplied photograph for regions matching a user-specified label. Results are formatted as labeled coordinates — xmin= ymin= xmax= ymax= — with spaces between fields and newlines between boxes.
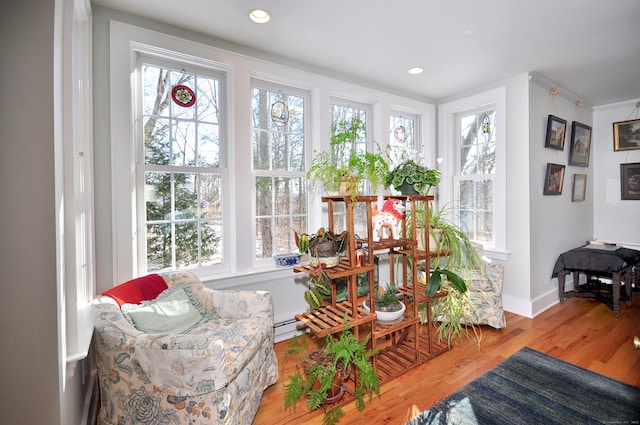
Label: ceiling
xmin=93 ymin=0 xmax=640 ymax=107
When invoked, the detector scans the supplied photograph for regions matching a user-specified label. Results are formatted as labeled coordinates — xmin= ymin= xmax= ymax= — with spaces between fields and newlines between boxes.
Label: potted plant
xmin=307 ymin=118 xmax=390 ymax=201
xmin=303 ymin=264 xmax=332 ymax=310
xmin=295 ymin=227 xmax=348 ymax=267
xmin=425 ymin=269 xmax=482 ymax=348
xmin=362 ymin=282 xmax=406 ymax=324
xmin=307 ymin=150 xmax=344 ymax=195
xmin=385 ymin=159 xmax=441 ymax=195
xmin=284 ymin=321 xmax=381 ymax=425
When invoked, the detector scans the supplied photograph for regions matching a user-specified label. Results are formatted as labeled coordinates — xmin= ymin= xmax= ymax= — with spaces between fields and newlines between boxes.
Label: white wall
xmin=527 ymin=77 xmax=595 ymax=315
xmin=593 ymin=100 xmax=640 ymax=242
xmin=0 ymin=1 xmax=86 ymax=424
xmin=502 ymin=74 xmax=534 ymax=314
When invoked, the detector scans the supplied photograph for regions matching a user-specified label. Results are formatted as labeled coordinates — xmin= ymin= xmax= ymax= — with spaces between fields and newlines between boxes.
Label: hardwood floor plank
xmin=254 ymin=297 xmax=640 ymax=425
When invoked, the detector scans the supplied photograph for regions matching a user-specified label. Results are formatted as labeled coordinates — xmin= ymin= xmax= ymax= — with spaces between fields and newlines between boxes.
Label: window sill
xmin=483 ymin=248 xmax=510 ymax=262
xmin=196 ymin=265 xmax=298 ymax=289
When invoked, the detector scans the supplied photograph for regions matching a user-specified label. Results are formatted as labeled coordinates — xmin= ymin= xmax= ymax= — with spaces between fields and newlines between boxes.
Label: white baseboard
xmin=503 ymin=288 xmax=559 ymax=319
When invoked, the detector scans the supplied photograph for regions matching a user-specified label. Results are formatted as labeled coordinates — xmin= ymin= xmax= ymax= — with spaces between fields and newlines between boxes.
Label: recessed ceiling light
xmin=408 ymin=67 xmax=424 ymax=75
xmin=249 ymin=9 xmax=270 ymax=24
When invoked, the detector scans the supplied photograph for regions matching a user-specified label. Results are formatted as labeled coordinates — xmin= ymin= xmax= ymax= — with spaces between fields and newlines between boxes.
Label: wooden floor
xmin=253 ymin=296 xmax=640 ymax=425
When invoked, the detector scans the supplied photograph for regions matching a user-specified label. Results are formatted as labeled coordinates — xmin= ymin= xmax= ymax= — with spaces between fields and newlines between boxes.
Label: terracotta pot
xmin=303 ymin=351 xmax=351 ymax=404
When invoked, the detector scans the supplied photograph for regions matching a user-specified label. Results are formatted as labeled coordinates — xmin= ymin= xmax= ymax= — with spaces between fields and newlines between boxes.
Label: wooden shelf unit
xmin=292 ymin=194 xmax=450 ymax=383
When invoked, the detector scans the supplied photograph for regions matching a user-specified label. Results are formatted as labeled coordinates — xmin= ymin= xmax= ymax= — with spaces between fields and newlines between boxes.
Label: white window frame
xmin=110 ymin=22 xmax=233 ymax=283
xmin=134 ymin=56 xmax=228 ymax=274
xmin=250 ymin=79 xmax=311 ymax=265
xmin=438 ymin=87 xmax=507 ymax=258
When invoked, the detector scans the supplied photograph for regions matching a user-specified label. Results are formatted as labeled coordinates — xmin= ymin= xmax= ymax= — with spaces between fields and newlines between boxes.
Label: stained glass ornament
xmin=394 ymin=125 xmax=407 ymax=143
xmin=271 ymin=100 xmax=289 ymax=127
xmin=171 ymin=85 xmax=196 ymax=107
xmin=482 ymin=114 xmax=491 ymax=134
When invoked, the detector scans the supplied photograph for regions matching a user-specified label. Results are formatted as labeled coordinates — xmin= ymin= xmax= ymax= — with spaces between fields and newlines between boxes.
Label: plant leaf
xmin=426 ymin=270 xmax=442 ymax=297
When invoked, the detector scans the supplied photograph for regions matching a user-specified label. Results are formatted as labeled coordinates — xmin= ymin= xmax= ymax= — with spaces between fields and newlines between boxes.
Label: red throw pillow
xmin=102 ymin=274 xmax=168 ymax=307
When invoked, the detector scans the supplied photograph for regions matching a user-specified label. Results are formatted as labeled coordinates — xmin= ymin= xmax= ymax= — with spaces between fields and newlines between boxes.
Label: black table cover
xmin=552 ymin=245 xmax=640 ymax=278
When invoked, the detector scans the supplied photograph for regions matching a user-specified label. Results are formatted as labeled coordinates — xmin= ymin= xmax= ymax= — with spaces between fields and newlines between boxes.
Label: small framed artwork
xmin=571 ymin=174 xmax=587 ymax=202
xmin=568 ymin=121 xmax=592 ymax=167
xmin=543 ymin=163 xmax=565 ymax=195
xmin=620 ymin=162 xmax=640 ymax=200
xmin=613 ymin=119 xmax=640 ymax=151
xmin=545 ymin=115 xmax=567 ymax=150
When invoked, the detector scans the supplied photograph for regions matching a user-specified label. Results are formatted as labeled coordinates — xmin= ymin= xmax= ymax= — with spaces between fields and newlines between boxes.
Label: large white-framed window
xmin=136 ymin=56 xmax=227 ymax=273
xmin=455 ymin=108 xmax=496 ymax=245
xmin=251 ymin=80 xmax=310 ymax=261
xmin=110 ymin=24 xmax=234 ymax=283
xmin=438 ymin=87 xmax=507 ymax=256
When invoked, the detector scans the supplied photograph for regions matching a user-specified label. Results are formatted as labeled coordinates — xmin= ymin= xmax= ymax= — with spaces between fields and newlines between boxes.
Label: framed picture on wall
xmin=568 ymin=121 xmax=592 ymax=167
xmin=545 ymin=115 xmax=567 ymax=150
xmin=543 ymin=163 xmax=565 ymax=195
xmin=620 ymin=162 xmax=640 ymax=200
xmin=571 ymin=174 xmax=587 ymax=202
xmin=613 ymin=118 xmax=640 ymax=151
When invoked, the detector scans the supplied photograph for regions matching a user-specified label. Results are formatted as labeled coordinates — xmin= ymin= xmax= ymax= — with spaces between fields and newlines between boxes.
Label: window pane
xmin=146 ymin=223 xmax=171 ymax=272
xmin=255 ymin=217 xmax=272 ymax=258
xmin=256 ymin=176 xmax=273 ymax=217
xmin=272 ymin=132 xmax=288 ymax=170
xmin=144 ymin=118 xmax=171 ymax=165
xmin=274 ymin=217 xmax=293 ymax=253
xmin=172 ymin=120 xmax=197 ymax=166
xmin=197 ymin=123 xmax=220 ymax=167
xmin=274 ymin=177 xmax=290 ymax=216
xmin=290 ymin=177 xmax=307 ymax=215
xmin=196 ymin=77 xmax=220 ymax=124
xmin=145 ymin=171 xmax=170 ymax=221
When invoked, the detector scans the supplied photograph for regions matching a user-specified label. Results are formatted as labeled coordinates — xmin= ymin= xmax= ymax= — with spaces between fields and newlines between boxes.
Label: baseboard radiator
xmin=274 ymin=318 xmax=307 ymax=343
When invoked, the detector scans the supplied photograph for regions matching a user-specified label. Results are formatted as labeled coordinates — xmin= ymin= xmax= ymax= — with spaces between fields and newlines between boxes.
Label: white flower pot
xmin=363 ymin=300 xmax=406 ymax=325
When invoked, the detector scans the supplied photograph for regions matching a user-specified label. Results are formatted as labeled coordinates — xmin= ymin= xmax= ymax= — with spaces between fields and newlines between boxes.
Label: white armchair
xmin=92 ymin=271 xmax=279 ymax=425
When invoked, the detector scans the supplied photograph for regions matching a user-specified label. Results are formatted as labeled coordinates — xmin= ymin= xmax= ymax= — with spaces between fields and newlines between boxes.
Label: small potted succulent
xmin=362 ymin=282 xmax=406 ymax=324
xmin=385 ymin=159 xmax=441 ymax=195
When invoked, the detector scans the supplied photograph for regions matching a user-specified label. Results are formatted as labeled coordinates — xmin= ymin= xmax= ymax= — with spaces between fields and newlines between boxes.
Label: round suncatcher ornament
xmin=394 ymin=125 xmax=407 ymax=143
xmin=270 ymin=101 xmax=289 ymax=127
xmin=171 ymin=85 xmax=196 ymax=107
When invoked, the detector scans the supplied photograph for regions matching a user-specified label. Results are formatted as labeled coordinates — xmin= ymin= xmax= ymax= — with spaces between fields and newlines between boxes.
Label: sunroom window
xmin=139 ymin=59 xmax=226 ymax=272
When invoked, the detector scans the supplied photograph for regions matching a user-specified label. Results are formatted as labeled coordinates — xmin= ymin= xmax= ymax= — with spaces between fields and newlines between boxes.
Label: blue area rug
xmin=406 ymin=347 xmax=640 ymax=425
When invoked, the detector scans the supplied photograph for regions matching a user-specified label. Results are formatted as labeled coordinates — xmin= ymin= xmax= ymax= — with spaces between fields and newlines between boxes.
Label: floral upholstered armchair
xmin=92 ymin=271 xmax=279 ymax=425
